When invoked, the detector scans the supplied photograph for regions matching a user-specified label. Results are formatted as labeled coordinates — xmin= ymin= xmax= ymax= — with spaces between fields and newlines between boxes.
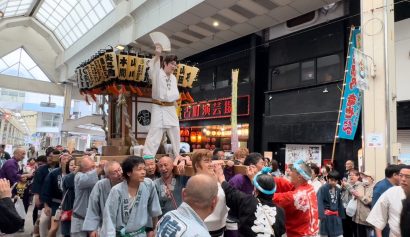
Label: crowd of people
xmin=0 ymin=144 xmax=410 ymax=237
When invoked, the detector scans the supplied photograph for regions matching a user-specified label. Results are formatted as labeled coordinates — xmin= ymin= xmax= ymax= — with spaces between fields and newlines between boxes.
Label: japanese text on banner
xmin=338 ymin=28 xmax=362 ymax=140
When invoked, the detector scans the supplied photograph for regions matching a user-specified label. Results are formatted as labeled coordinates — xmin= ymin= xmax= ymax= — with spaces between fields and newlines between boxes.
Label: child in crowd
xmin=317 ymin=170 xmax=345 ymax=237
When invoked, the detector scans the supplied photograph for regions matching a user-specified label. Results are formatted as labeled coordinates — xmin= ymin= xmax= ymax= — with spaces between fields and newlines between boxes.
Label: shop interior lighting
xmin=212 ymin=21 xmax=219 ymax=27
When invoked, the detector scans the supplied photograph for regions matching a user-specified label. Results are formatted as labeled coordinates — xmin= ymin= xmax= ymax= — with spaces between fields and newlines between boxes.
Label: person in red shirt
xmin=273 ymin=159 xmax=319 ymax=237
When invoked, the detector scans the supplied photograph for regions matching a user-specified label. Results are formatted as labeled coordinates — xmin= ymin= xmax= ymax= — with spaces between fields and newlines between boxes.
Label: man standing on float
xmin=143 ymin=43 xmax=181 ymax=159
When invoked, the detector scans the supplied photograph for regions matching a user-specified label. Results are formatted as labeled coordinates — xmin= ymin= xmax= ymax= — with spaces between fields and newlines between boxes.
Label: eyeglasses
xmin=399 ymin=173 xmax=410 ymax=180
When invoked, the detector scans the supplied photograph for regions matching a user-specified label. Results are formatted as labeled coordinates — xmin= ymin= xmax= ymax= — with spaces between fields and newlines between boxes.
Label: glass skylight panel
xmin=94 ymin=4 xmax=105 ymax=18
xmin=7 ymin=1 xmax=19 ymax=7
xmin=35 ymin=0 xmax=115 ymax=48
xmin=88 ymin=11 xmax=98 ymax=24
xmin=72 ymin=27 xmax=81 ymax=38
xmin=0 ymin=48 xmax=51 ymax=82
xmin=0 ymin=60 xmax=7 ymax=72
xmin=77 ymin=21 xmax=87 ymax=34
xmin=0 ymin=0 xmax=34 ymax=18
xmin=30 ymin=67 xmax=50 ymax=82
xmin=82 ymin=16 xmax=93 ymax=29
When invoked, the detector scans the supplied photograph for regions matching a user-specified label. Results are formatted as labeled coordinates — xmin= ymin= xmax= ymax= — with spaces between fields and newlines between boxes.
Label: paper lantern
xmin=190 ymin=132 xmax=197 ymax=143
xmin=211 ymin=131 xmax=216 ymax=136
xmin=196 ymin=133 xmax=202 ymax=143
xmin=216 ymin=131 xmax=221 ymax=136
xmin=184 ymin=129 xmax=190 ymax=137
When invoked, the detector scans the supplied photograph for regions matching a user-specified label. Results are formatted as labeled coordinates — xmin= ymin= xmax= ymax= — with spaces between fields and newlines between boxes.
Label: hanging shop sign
xmin=338 ymin=28 xmax=362 ymax=140
xmin=180 ymin=95 xmax=250 ymax=121
xmin=285 ymin=144 xmax=322 ymax=166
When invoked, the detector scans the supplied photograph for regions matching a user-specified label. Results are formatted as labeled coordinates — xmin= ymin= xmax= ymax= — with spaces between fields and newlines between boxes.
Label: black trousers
xmin=356 ymin=223 xmax=369 ymax=237
xmin=342 ymin=215 xmax=357 ymax=237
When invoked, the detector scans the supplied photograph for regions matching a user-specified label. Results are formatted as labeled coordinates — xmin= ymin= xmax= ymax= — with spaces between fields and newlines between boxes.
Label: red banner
xmin=180 ymin=95 xmax=250 ymax=121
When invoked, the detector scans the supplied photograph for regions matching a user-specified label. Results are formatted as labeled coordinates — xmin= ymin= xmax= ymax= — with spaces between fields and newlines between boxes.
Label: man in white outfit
xmin=367 ymin=165 xmax=410 ymax=237
xmin=143 ymin=44 xmax=181 ymax=159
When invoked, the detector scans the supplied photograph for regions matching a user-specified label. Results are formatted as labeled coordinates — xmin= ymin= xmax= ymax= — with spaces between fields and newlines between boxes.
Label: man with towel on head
xmin=273 ymin=159 xmax=319 ymax=237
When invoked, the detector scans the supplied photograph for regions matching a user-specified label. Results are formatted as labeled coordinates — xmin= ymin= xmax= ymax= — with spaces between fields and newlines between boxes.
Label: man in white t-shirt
xmin=367 ymin=165 xmax=410 ymax=237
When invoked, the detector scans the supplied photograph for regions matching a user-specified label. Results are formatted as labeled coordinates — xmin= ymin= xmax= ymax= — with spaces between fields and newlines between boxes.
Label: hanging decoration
xmin=190 ymin=132 xmax=197 ymax=143
xmin=75 ymin=46 xmax=200 ymax=103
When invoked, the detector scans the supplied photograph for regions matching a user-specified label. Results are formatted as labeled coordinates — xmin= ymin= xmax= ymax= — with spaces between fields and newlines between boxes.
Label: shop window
xmin=197 ymin=67 xmax=214 ymax=86
xmin=216 ymin=80 xmax=229 ymax=89
xmin=41 ymin=113 xmax=61 ymax=127
xmin=286 ymin=11 xmax=316 ymax=28
xmin=9 ymin=91 xmax=18 ymax=97
xmin=301 ymin=60 xmax=315 ymax=82
xmin=217 ymin=57 xmax=249 ymax=86
xmin=270 ymin=63 xmax=300 ymax=90
xmin=317 ymin=53 xmax=343 ymax=83
xmin=272 ymin=63 xmax=299 ymax=81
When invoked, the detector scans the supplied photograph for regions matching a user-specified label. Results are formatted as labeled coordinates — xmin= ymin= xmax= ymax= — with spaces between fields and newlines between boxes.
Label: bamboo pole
xmin=331 ymin=26 xmax=355 ymax=164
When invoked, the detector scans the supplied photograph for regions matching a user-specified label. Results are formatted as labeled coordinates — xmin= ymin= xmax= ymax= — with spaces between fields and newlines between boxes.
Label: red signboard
xmin=180 ymin=95 xmax=250 ymax=121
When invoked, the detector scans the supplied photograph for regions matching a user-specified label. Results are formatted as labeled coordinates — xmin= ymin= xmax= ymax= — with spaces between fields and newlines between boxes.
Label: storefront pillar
xmin=361 ymin=0 xmax=398 ymax=180
xmin=61 ymin=83 xmax=73 ymax=147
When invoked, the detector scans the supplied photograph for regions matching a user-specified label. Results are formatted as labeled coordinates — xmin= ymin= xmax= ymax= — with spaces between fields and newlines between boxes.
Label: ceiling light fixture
xmin=212 ymin=21 xmax=219 ymax=27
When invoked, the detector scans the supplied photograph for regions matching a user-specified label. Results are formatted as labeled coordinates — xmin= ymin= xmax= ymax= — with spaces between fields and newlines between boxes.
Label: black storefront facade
xmin=261 ymin=2 xmax=362 ymax=173
xmin=182 ymin=3 xmax=361 ymax=172
xmin=183 ymin=0 xmax=410 ymax=174
xmin=182 ymin=35 xmax=259 ymax=151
